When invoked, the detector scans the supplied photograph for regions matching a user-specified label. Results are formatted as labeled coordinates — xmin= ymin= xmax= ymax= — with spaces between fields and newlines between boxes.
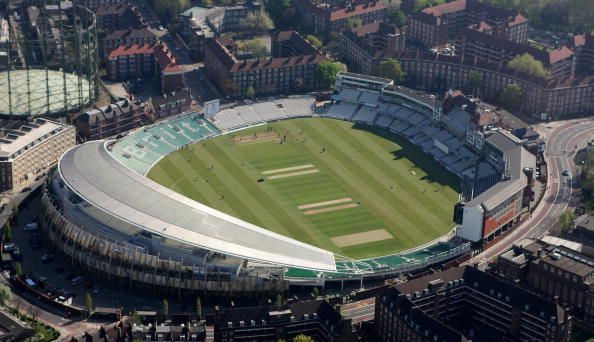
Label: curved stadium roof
xmin=58 ymin=141 xmax=337 ymax=272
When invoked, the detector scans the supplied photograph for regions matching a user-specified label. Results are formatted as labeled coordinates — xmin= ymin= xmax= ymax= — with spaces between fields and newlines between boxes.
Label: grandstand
xmin=208 ymin=95 xmax=315 ymax=131
xmin=40 ymin=90 xmax=475 ymax=292
xmin=109 ymin=113 xmax=220 ymax=175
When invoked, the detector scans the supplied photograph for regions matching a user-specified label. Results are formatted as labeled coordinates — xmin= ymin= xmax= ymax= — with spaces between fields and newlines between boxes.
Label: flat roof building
xmin=0 ymin=118 xmax=75 ymax=191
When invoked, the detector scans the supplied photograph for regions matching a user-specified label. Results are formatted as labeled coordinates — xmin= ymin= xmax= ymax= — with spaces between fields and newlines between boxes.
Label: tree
xmin=312 ymin=287 xmax=319 ymax=298
xmin=559 ymin=209 xmax=576 ymax=232
xmin=292 ymin=334 xmax=313 ymax=342
xmin=13 ymin=262 xmax=21 ymax=276
xmin=468 ymin=70 xmax=483 ymax=96
xmin=246 ymin=86 xmax=256 ymax=98
xmin=242 ymin=39 xmax=267 ymax=58
xmin=275 ymin=293 xmax=283 ymax=306
xmin=379 ymin=59 xmax=404 ymax=83
xmin=414 ymin=0 xmax=446 ymax=11
xmin=268 ymin=0 xmax=294 ymax=29
xmin=305 ymin=35 xmax=323 ymax=50
xmin=150 ymin=0 xmax=189 ymax=24
xmin=196 ymin=296 xmax=202 ymax=318
xmin=85 ymin=293 xmax=93 ymax=314
xmin=0 ymin=284 xmax=12 ymax=305
xmin=162 ymin=298 xmax=169 ymax=317
xmin=314 ymin=61 xmax=346 ymax=90
xmin=386 ymin=6 xmax=406 ymax=27
xmin=507 ymin=53 xmax=549 ymax=79
xmin=241 ymin=10 xmax=274 ymax=32
xmin=11 ymin=201 xmax=18 ymax=223
xmin=499 ymin=83 xmax=523 ymax=110
xmin=3 ymin=223 xmax=11 ymax=243
xmin=347 ymin=17 xmax=363 ymax=28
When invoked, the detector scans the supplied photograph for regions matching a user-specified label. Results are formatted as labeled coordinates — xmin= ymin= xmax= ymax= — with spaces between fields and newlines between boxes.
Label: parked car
xmin=562 ymin=170 xmax=569 ymax=176
xmin=0 ymin=203 xmax=7 ymax=212
xmin=41 ymin=254 xmax=54 ymax=263
xmin=71 ymin=276 xmax=84 ymax=287
xmin=11 ymin=247 xmax=22 ymax=261
xmin=93 ymin=286 xmax=102 ymax=295
xmin=3 ymin=243 xmax=15 ymax=252
xmin=24 ymin=222 xmax=38 ymax=231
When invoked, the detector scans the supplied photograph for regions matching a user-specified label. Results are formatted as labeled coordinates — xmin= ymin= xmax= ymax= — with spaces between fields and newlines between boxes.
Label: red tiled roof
xmin=549 ymin=46 xmax=573 ymax=64
xmin=423 ymin=0 xmax=466 ymax=17
xmin=230 ymin=54 xmax=329 ymax=73
xmin=574 ymin=34 xmax=586 ymax=47
xmin=108 ymin=43 xmax=183 ymax=74
xmin=153 ymin=44 xmax=183 ymax=74
xmin=508 ymin=13 xmax=528 ymax=26
xmin=108 ymin=43 xmax=154 ymax=58
xmin=329 ymin=2 xmax=386 ymax=21
xmin=468 ymin=21 xmax=492 ymax=32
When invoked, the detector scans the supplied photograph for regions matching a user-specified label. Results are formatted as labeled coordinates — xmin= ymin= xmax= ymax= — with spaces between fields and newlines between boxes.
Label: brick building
xmin=214 ymin=300 xmax=356 ymax=341
xmin=499 ymin=238 xmax=594 ymax=326
xmin=95 ymin=3 xmax=146 ymax=33
xmin=107 ymin=43 xmax=185 ymax=94
xmin=101 ymin=27 xmax=157 ymax=58
xmin=339 ymin=22 xmax=406 ymax=75
xmin=204 ymin=31 xmax=329 ymax=97
xmin=407 ymin=0 xmax=528 ymax=49
xmin=375 ymin=266 xmax=572 ymax=342
xmin=75 ymin=99 xmax=145 ymax=140
xmin=393 ymin=50 xmax=594 ymax=118
xmin=456 ymin=27 xmax=574 ymax=81
xmin=295 ymin=0 xmax=386 ymax=37
xmin=574 ymin=33 xmax=594 ymax=75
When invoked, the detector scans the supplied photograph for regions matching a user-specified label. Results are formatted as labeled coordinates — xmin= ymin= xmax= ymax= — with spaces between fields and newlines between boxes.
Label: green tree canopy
xmin=314 ymin=61 xmax=346 ymax=90
xmin=246 ymin=85 xmax=256 ymax=98
xmin=13 ymin=262 xmax=21 ymax=276
xmin=85 ymin=293 xmax=93 ymax=313
xmin=312 ymin=287 xmax=319 ymax=298
xmin=559 ymin=209 xmax=575 ymax=232
xmin=241 ymin=10 xmax=274 ymax=32
xmin=241 ymin=39 xmax=267 ymax=58
xmin=292 ymin=334 xmax=313 ymax=342
xmin=162 ymin=298 xmax=169 ymax=317
xmin=507 ymin=53 xmax=549 ymax=79
xmin=499 ymin=83 xmax=523 ymax=110
xmin=414 ymin=0 xmax=446 ymax=11
xmin=3 ymin=223 xmax=11 ymax=243
xmin=305 ymin=35 xmax=323 ymax=50
xmin=379 ymin=59 xmax=404 ymax=83
xmin=386 ymin=6 xmax=406 ymax=27
xmin=196 ymin=296 xmax=202 ymax=317
xmin=0 ymin=284 xmax=11 ymax=305
xmin=150 ymin=0 xmax=189 ymax=24
xmin=347 ymin=17 xmax=363 ymax=28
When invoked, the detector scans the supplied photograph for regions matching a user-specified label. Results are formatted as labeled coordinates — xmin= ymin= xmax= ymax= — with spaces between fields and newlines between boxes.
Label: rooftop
xmin=0 ymin=118 xmax=67 ymax=158
xmin=329 ymin=1 xmax=386 ymax=21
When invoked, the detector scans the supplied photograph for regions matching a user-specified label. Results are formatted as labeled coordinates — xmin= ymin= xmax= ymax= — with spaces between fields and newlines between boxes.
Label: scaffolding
xmin=0 ymin=0 xmax=99 ymax=117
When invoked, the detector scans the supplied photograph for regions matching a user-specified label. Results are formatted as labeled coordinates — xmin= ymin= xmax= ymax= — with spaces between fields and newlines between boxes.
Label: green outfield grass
xmin=147 ymin=118 xmax=460 ymax=259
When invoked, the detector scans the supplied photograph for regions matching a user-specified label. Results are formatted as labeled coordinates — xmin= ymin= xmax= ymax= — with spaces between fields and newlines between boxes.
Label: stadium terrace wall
xmin=397 ymin=55 xmax=594 ymax=119
xmin=39 ymin=185 xmax=288 ymax=295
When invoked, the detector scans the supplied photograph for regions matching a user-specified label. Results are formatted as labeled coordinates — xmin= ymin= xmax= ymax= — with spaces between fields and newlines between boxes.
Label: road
xmin=471 ymin=120 xmax=594 ymax=263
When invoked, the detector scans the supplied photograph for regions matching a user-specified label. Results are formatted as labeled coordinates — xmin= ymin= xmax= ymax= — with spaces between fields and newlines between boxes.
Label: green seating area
xmin=110 ymin=113 xmax=220 ymax=175
xmin=285 ymin=241 xmax=470 ymax=280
